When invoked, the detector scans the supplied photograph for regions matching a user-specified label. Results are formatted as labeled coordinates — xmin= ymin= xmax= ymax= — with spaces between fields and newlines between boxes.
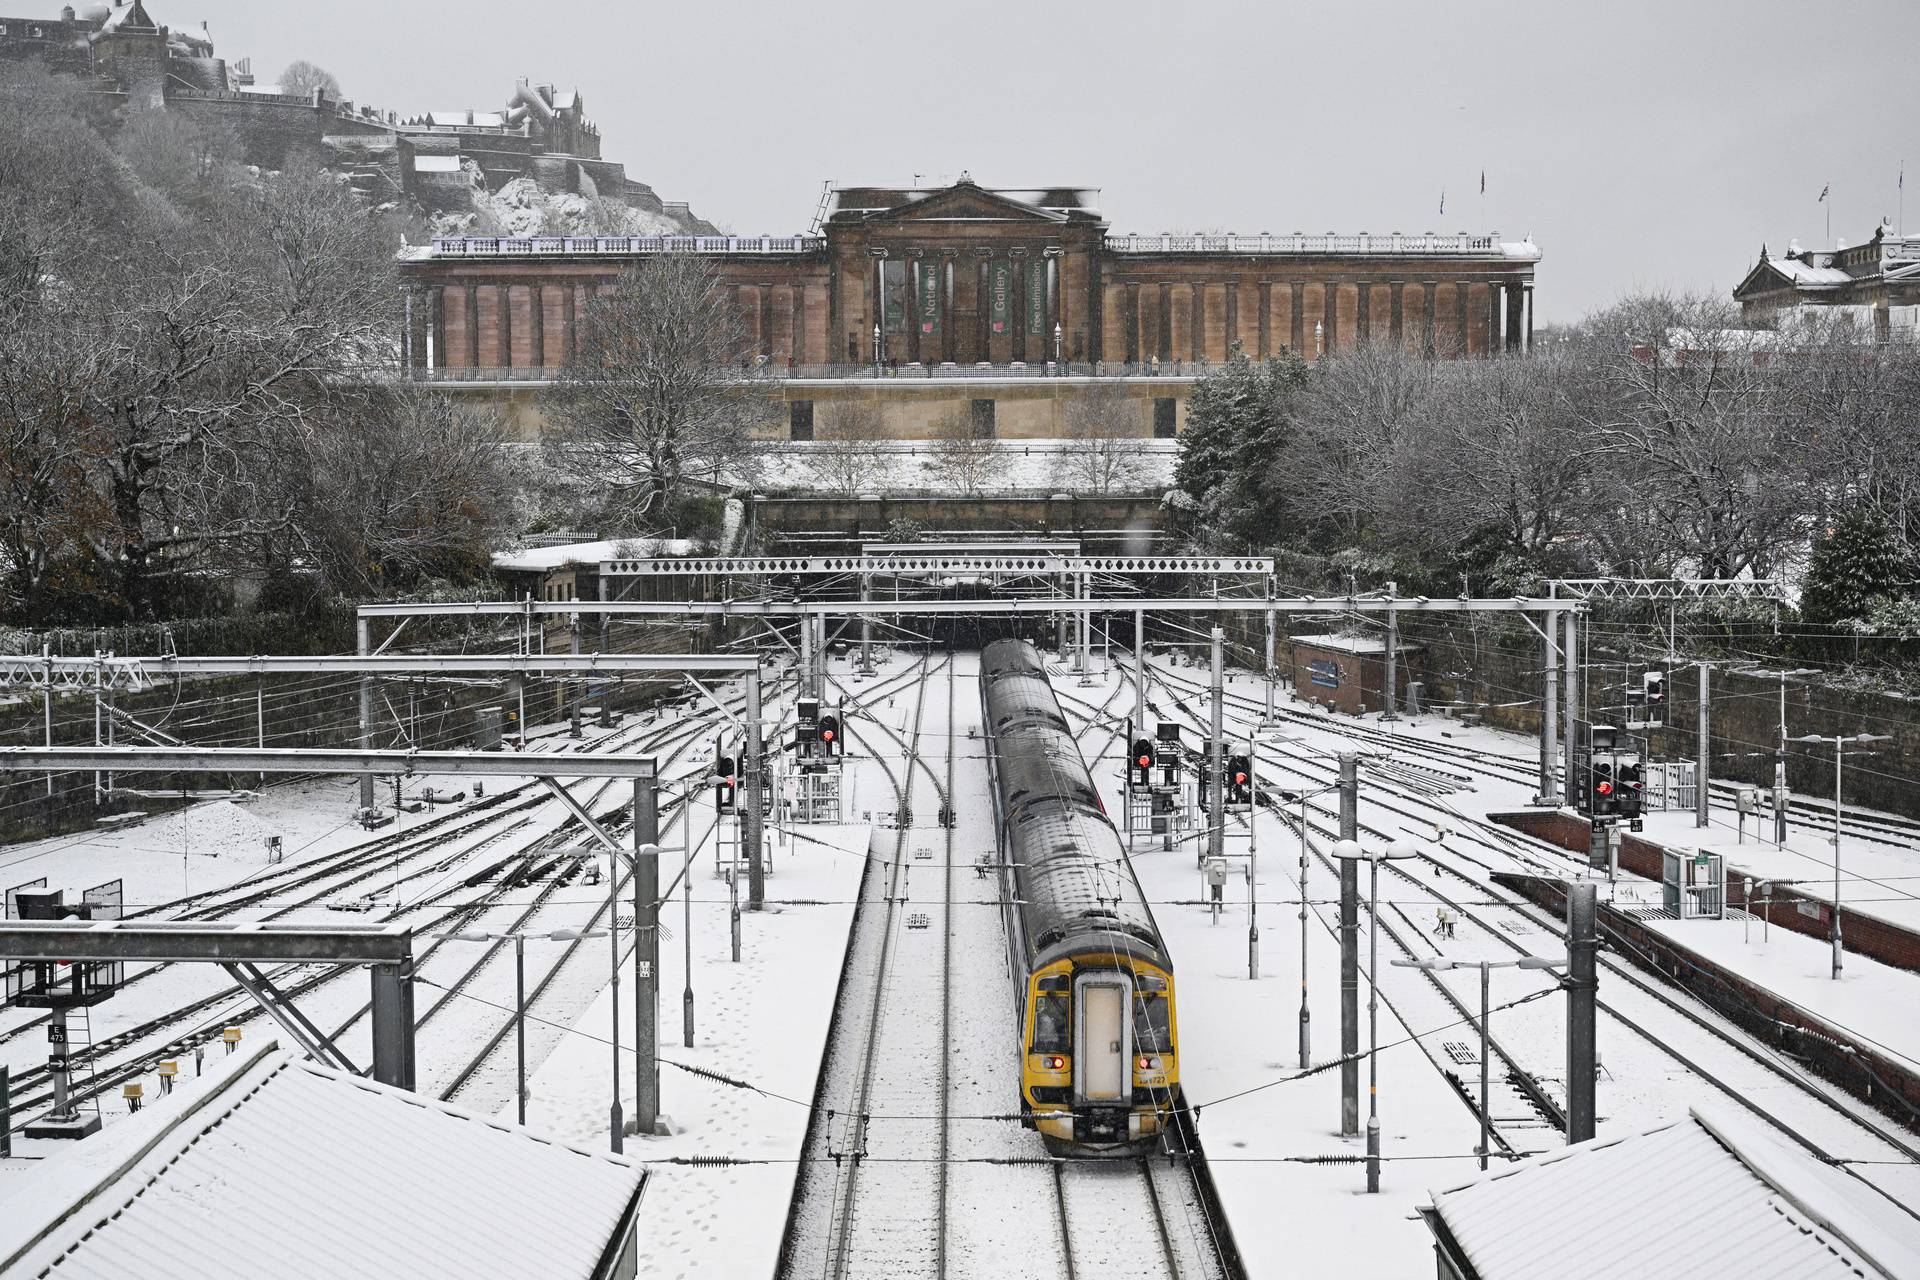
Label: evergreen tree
xmin=1799 ymin=508 xmax=1911 ymax=626
xmin=1173 ymin=347 xmax=1308 ymax=543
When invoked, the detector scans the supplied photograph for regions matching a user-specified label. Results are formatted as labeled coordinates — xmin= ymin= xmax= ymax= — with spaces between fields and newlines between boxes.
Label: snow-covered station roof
xmin=493 ymin=537 xmax=699 ymax=573
xmin=1420 ymin=1105 xmax=1920 ymax=1280
xmin=0 ymin=1043 xmax=646 ymax=1280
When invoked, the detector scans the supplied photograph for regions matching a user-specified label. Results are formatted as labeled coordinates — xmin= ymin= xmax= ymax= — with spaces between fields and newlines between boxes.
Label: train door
xmin=1073 ymin=972 xmax=1131 ymax=1103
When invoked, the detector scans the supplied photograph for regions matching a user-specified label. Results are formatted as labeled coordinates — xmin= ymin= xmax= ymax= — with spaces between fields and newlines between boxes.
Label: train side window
xmin=1133 ymin=995 xmax=1172 ymax=1053
xmin=1032 ymin=993 xmax=1070 ymax=1053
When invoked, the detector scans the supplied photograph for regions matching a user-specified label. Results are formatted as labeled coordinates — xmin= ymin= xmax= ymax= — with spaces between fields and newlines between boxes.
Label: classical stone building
xmin=398 ymin=177 xmax=1542 ymax=439
xmin=1733 ymin=224 xmax=1920 ymax=339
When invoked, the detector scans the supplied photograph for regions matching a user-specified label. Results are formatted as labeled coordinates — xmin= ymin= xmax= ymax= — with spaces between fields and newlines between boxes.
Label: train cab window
xmin=1036 ymin=982 xmax=1067 ymax=1051
xmin=1133 ymin=995 xmax=1172 ymax=1054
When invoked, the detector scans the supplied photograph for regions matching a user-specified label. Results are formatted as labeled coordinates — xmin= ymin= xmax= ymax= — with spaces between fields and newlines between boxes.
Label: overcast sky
xmin=155 ymin=0 xmax=1918 ymax=321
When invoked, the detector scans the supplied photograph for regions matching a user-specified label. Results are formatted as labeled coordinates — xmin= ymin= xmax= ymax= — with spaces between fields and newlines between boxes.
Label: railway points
xmin=4 ymin=571 xmax=1918 ymax=1279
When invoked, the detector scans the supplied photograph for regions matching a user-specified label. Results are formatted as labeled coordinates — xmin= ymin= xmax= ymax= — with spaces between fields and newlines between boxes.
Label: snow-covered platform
xmin=517 ymin=819 xmax=875 ymax=1277
xmin=1421 ymin=1103 xmax=1920 ymax=1280
xmin=1496 ymin=806 xmax=1920 ymax=973
xmin=0 ymin=1040 xmax=645 ymax=1280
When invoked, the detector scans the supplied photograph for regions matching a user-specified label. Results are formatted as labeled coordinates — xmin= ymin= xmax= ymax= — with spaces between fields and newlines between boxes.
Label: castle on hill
xmin=0 ymin=0 xmax=715 ymax=234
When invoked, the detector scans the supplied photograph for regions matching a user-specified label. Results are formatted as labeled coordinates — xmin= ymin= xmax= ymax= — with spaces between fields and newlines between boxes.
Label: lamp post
xmin=1256 ymin=729 xmax=1320 ymax=1069
xmin=1246 ymin=733 xmax=1258 ymax=981
xmin=1791 ymin=732 xmax=1891 ymax=978
xmin=440 ymin=928 xmax=605 ymax=1127
xmin=1392 ymin=955 xmax=1563 ymax=1169
xmin=1740 ymin=667 xmax=1816 ymax=842
xmin=1332 ymin=835 xmax=1420 ymax=1193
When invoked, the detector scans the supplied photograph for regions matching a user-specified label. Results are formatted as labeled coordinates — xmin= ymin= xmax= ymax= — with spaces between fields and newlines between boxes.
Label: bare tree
xmin=799 ymin=396 xmax=890 ymax=494
xmin=926 ymin=408 xmax=998 ymax=496
xmin=277 ymin=389 xmax=514 ymax=595
xmin=1397 ymin=345 xmax=1599 ymax=562
xmin=1570 ymin=293 xmax=1812 ymax=578
xmin=544 ymin=254 xmax=760 ymax=527
xmin=0 ymin=329 xmax=109 ymax=615
xmin=1276 ymin=340 xmax=1439 ymax=538
xmin=277 ymin=60 xmax=342 ymax=100
xmin=1057 ymin=381 xmax=1149 ymax=494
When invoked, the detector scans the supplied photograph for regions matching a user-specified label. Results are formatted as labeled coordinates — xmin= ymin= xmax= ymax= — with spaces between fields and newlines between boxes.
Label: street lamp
xmin=440 ymin=928 xmax=606 ymax=1126
xmin=1392 ymin=955 xmax=1563 ymax=1169
xmin=1791 ymin=732 xmax=1891 ymax=978
xmin=1332 ymin=835 xmax=1421 ymax=1193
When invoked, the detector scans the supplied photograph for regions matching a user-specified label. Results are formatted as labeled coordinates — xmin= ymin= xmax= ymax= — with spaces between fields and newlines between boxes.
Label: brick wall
xmin=1490 ymin=809 xmax=1920 ymax=973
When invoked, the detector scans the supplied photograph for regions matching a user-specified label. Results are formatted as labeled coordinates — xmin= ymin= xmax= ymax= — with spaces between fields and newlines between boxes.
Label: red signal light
xmin=1595 ymin=781 xmax=1613 ymax=796
xmin=821 ymin=729 xmax=834 ymax=742
xmin=1137 ymin=754 xmax=1152 ymax=768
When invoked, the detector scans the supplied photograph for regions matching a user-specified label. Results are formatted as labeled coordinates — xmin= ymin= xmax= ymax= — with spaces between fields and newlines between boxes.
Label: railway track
xmin=1113 ymin=656 xmax=1920 ymax=1210
xmin=0 ymin=679 xmax=768 ymax=1130
xmin=1150 ymin=652 xmax=1920 ymax=871
xmin=782 ymin=649 xmax=1240 ymax=1280
xmin=778 ymin=647 xmax=943 ymax=1278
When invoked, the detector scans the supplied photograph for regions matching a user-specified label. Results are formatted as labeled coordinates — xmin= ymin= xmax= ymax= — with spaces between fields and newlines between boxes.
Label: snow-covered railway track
xmin=0 ymin=690 xmax=746 ymax=1129
xmin=1075 ymin=659 xmax=1920 ymax=1212
xmin=1056 ymin=1161 xmax=1179 ymax=1279
xmin=779 ymin=650 xmax=953 ymax=1280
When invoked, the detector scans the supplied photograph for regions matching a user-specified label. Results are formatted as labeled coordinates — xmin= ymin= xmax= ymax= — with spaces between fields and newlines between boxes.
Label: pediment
xmin=1732 ymin=261 xmax=1795 ymax=299
xmin=873 ymin=185 xmax=1066 ymax=225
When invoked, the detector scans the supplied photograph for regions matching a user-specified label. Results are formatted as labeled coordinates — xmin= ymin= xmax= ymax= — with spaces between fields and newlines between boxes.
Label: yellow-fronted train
xmin=980 ymin=638 xmax=1179 ymax=1152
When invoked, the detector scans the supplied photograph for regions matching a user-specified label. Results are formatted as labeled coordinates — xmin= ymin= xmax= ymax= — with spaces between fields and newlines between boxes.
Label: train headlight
xmin=1136 ymin=1056 xmax=1161 ymax=1072
xmin=1042 ymin=1055 xmax=1067 ymax=1071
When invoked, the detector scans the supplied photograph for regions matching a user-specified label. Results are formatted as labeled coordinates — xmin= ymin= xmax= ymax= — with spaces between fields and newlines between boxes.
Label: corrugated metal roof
xmin=0 ymin=1046 xmax=643 ymax=1280
xmin=1425 ymin=1107 xmax=1917 ymax=1280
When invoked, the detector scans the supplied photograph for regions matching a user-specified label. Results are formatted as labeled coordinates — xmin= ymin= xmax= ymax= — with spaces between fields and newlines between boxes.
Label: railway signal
xmin=1129 ymin=737 xmax=1155 ymax=790
xmin=1571 ymin=721 xmax=1620 ymax=819
xmin=714 ymin=753 xmax=737 ymax=812
xmin=1227 ymin=753 xmax=1253 ymax=808
xmin=1591 ymin=759 xmax=1616 ymax=817
xmin=1616 ymin=760 xmax=1645 ymax=821
xmin=818 ymin=712 xmax=842 ymax=758
xmin=1642 ymin=670 xmax=1667 ymax=727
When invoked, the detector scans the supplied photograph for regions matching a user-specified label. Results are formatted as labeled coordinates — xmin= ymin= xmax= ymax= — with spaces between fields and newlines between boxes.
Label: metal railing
xmin=426 ymin=231 xmax=1538 ymax=259
xmin=430 ymin=234 xmax=823 ymax=257
xmin=406 ymin=361 xmax=1208 ymax=383
xmin=1103 ymin=231 xmax=1515 ymax=256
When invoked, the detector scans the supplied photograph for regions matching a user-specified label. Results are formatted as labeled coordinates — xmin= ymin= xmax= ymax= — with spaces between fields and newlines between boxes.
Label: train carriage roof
xmin=981 ymin=639 xmax=1168 ymax=971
